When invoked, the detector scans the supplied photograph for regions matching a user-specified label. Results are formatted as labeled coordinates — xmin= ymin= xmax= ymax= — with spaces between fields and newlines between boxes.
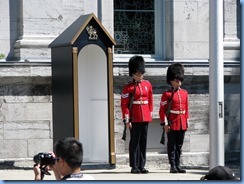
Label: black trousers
xmin=129 ymin=122 xmax=149 ymax=169
xmin=167 ymin=130 xmax=186 ymax=167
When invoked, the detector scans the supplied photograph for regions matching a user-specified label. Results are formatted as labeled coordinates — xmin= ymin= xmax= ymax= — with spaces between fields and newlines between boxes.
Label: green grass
xmin=0 ymin=53 xmax=5 ymax=59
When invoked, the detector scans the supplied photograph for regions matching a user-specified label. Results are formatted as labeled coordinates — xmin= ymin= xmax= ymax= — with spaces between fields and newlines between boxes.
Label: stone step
xmin=115 ymin=152 xmax=210 ymax=169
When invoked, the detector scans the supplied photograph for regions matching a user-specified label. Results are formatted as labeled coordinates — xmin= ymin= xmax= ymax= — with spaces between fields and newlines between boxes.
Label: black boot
xmin=139 ymin=167 xmax=149 ymax=174
xmin=131 ymin=167 xmax=141 ymax=174
xmin=168 ymin=151 xmax=178 ymax=173
xmin=175 ymin=147 xmax=186 ymax=173
xmin=170 ymin=165 xmax=178 ymax=173
xmin=176 ymin=166 xmax=186 ymax=173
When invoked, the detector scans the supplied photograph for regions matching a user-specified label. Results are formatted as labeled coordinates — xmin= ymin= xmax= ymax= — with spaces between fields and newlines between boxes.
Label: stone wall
xmin=113 ymin=66 xmax=240 ymax=168
xmin=0 ymin=65 xmax=53 ymax=164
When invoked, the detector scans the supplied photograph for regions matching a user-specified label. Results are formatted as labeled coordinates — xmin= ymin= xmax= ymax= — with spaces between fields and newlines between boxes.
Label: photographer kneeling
xmin=33 ymin=137 xmax=94 ymax=180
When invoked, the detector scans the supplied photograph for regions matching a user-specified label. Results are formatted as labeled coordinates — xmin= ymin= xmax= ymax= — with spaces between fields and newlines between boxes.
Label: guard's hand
xmin=126 ymin=122 xmax=132 ymax=129
xmin=164 ymin=125 xmax=170 ymax=133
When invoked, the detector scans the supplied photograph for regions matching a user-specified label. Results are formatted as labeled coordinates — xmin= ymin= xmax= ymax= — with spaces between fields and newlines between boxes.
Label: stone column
xmin=14 ymin=0 xmax=85 ymax=62
xmin=223 ymin=0 xmax=240 ymax=61
xmin=0 ymin=0 xmax=20 ymax=61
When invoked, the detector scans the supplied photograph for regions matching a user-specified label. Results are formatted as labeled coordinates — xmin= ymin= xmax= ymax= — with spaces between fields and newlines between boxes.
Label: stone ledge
xmin=116 ymin=152 xmax=210 ymax=170
xmin=115 ymin=151 xmax=240 ymax=170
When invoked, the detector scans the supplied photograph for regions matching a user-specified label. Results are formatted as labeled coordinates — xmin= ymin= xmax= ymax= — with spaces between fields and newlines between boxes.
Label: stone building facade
xmin=0 ymin=0 xmax=240 ymax=169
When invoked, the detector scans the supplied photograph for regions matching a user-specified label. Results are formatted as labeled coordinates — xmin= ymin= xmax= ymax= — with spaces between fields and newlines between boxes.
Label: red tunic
xmin=121 ymin=80 xmax=153 ymax=123
xmin=159 ymin=88 xmax=189 ymax=130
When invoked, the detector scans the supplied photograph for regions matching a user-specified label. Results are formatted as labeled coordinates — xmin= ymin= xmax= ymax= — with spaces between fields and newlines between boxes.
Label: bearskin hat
xmin=128 ymin=56 xmax=145 ymax=76
xmin=166 ymin=63 xmax=184 ymax=85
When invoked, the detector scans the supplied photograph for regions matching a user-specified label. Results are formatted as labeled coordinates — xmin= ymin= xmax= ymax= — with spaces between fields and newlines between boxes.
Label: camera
xmin=33 ymin=152 xmax=55 ymax=165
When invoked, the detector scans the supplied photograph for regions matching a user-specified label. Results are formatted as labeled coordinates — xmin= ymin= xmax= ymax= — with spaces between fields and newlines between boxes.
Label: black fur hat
xmin=128 ymin=56 xmax=145 ymax=76
xmin=166 ymin=63 xmax=184 ymax=85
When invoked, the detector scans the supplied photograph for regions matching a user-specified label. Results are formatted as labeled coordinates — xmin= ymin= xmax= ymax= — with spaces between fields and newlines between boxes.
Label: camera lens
xmin=33 ymin=154 xmax=41 ymax=164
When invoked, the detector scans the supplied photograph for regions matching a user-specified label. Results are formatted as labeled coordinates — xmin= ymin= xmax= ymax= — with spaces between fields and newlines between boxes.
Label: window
xmin=114 ymin=0 xmax=156 ymax=55
xmin=114 ymin=0 xmax=164 ymax=60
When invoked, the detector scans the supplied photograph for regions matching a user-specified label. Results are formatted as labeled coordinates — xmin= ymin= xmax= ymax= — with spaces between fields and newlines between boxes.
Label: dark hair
xmin=200 ymin=166 xmax=239 ymax=180
xmin=128 ymin=56 xmax=145 ymax=76
xmin=166 ymin=63 xmax=184 ymax=85
xmin=54 ymin=137 xmax=83 ymax=168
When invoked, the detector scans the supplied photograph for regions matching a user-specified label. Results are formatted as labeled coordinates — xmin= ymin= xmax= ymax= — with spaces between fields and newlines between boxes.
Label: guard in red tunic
xmin=159 ymin=63 xmax=189 ymax=173
xmin=121 ymin=56 xmax=153 ymax=174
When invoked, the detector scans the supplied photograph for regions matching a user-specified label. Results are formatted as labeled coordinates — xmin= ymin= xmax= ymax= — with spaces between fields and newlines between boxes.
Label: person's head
xmin=54 ymin=137 xmax=83 ymax=170
xmin=129 ymin=56 xmax=145 ymax=82
xmin=166 ymin=63 xmax=184 ymax=88
xmin=200 ymin=166 xmax=239 ymax=180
